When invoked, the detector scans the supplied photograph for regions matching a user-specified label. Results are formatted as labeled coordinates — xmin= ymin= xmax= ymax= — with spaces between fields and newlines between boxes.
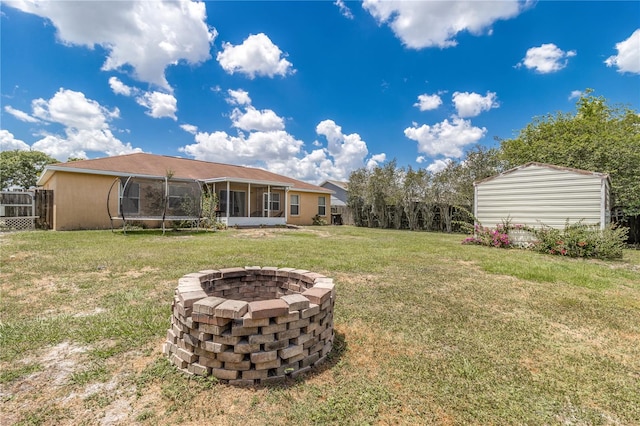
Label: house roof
xmin=320 ymin=180 xmax=348 ymax=190
xmin=37 ymin=153 xmax=332 ymax=193
xmin=473 ymin=162 xmax=610 ymax=186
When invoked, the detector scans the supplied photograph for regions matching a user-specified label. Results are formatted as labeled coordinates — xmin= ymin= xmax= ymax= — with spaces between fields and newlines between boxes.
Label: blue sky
xmin=1 ymin=1 xmax=638 ymax=183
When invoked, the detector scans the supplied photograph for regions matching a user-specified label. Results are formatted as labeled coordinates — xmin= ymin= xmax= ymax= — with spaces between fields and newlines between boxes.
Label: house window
xmin=121 ymin=182 xmax=139 ymax=214
xmin=290 ymin=194 xmax=300 ymax=216
xmin=318 ymin=196 xmax=326 ymax=216
xmin=263 ymin=192 xmax=280 ymax=211
xmin=168 ymin=185 xmax=189 ymax=209
xmin=219 ymin=190 xmax=246 ymax=217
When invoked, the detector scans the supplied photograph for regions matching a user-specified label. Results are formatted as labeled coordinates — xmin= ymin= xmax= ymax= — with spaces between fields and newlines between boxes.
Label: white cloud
xmin=605 ymin=29 xmax=640 ymax=74
xmin=217 ymin=33 xmax=294 ymax=79
xmin=180 ymin=130 xmax=302 ymax=165
xmin=517 ymin=43 xmax=577 ymax=73
xmin=568 ymin=90 xmax=583 ymax=100
xmin=179 ymin=110 xmax=383 ymax=184
xmin=452 ymin=91 xmax=499 ymax=117
xmin=8 ymin=0 xmax=216 ymax=90
xmin=362 ymin=0 xmax=524 ymax=49
xmin=227 ymin=89 xmax=252 ymax=106
xmin=109 ymin=77 xmax=134 ymax=96
xmin=426 ymin=158 xmax=452 ymax=173
xmin=367 ymin=153 xmax=387 ymax=170
xmin=8 ymin=88 xmax=141 ymax=160
xmin=180 ymin=124 xmax=198 ymax=134
xmin=0 ymin=129 xmax=30 ymax=151
xmin=316 ymin=119 xmax=371 ymax=173
xmin=414 ymin=94 xmax=442 ymax=111
xmin=416 ymin=156 xmax=426 ymax=164
xmin=109 ymin=77 xmax=178 ymax=120
xmin=135 ymin=91 xmax=178 ymax=120
xmin=230 ymin=106 xmax=285 ymax=132
xmin=404 ymin=117 xmax=486 ymax=158
xmin=31 ymin=128 xmax=140 ymax=160
xmin=335 ymin=0 xmax=354 ymax=19
xmin=4 ymin=105 xmax=40 ymax=123
xmin=32 ymin=88 xmax=119 ymax=129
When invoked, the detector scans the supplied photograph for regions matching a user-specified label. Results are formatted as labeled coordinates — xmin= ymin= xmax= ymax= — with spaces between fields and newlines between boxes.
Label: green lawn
xmin=1 ymin=226 xmax=639 ymax=425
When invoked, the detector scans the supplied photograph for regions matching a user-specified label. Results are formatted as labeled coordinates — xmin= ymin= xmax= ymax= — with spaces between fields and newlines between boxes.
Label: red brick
xmin=215 ymin=299 xmax=249 ymax=319
xmin=248 ymin=299 xmax=289 ymax=319
xmin=193 ymin=296 xmax=226 ymax=315
xmin=250 ymin=350 xmax=278 ymax=363
xmin=217 ymin=350 xmax=245 ymax=363
xmin=211 ymin=368 xmax=238 ymax=380
xmin=274 ymin=311 xmax=300 ymax=324
xmin=254 ymin=358 xmax=281 ymax=370
xmin=302 ymin=287 xmax=332 ymax=305
xmin=280 ymin=293 xmax=310 ymax=311
xmin=279 ymin=344 xmax=303 ymax=359
xmin=300 ymin=304 xmax=320 ymax=319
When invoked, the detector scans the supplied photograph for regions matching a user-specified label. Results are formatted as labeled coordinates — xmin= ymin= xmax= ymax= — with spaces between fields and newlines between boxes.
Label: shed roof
xmin=474 ymin=162 xmax=610 ymax=186
xmin=37 ymin=153 xmax=332 ymax=193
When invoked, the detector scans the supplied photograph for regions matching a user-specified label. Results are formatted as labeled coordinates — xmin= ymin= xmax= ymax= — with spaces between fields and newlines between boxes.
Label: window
xmin=263 ymin=192 xmax=280 ymax=211
xmin=219 ymin=190 xmax=246 ymax=217
xmin=121 ymin=182 xmax=139 ymax=214
xmin=168 ymin=185 xmax=190 ymax=209
xmin=318 ymin=196 xmax=326 ymax=216
xmin=290 ymin=194 xmax=300 ymax=216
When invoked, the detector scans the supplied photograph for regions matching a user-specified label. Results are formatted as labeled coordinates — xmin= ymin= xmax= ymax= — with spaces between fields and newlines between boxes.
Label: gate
xmin=0 ymin=190 xmax=53 ymax=230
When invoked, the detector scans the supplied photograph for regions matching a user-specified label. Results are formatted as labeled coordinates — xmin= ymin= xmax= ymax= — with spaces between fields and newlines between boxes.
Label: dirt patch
xmin=232 ymin=227 xmax=332 ymax=239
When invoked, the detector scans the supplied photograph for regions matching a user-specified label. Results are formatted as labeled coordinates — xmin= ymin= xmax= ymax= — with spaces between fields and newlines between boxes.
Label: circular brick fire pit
xmin=163 ymin=266 xmax=335 ymax=385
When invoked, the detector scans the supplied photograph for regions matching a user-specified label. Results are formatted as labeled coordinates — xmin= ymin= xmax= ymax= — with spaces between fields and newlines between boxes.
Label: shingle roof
xmin=40 ymin=153 xmax=331 ymax=193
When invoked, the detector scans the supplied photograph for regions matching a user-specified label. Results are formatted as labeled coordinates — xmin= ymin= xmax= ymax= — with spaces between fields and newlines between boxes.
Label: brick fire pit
xmin=163 ymin=266 xmax=335 ymax=385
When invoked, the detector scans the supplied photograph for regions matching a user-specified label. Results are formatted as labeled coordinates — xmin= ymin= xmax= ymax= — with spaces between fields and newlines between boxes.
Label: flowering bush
xmin=532 ymin=221 xmax=628 ymax=259
xmin=462 ymin=223 xmax=512 ymax=248
xmin=462 ymin=218 xmax=629 ymax=260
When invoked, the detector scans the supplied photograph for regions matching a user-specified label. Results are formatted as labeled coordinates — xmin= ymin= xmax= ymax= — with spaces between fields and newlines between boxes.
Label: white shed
xmin=474 ymin=162 xmax=610 ymax=230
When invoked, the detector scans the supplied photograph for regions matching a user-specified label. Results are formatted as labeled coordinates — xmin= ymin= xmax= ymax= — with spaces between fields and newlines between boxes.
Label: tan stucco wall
xmin=42 ymin=172 xmax=118 ymax=231
xmin=43 ymin=173 xmax=331 ymax=230
xmin=287 ymin=191 xmax=330 ymax=226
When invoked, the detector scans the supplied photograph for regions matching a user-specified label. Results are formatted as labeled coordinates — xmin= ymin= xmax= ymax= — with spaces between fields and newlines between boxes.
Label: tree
xmin=0 ymin=150 xmax=58 ymax=190
xmin=500 ymin=90 xmax=640 ymax=215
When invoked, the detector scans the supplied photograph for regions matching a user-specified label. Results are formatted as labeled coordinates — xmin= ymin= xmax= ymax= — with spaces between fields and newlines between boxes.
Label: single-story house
xmin=36 ymin=153 xmax=333 ymax=230
xmin=474 ymin=162 xmax=611 ymax=233
xmin=319 ymin=180 xmax=353 ymax=225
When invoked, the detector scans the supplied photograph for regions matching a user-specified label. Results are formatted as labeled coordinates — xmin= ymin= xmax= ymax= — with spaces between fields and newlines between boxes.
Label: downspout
xmin=248 ymin=183 xmax=251 ymax=219
xmin=267 ymin=185 xmax=271 ymax=218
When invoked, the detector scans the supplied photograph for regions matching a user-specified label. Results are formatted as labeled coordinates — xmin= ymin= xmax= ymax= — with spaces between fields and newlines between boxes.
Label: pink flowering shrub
xmin=462 ymin=223 xmax=512 ymax=248
xmin=462 ymin=218 xmax=628 ymax=259
xmin=532 ymin=221 xmax=627 ymax=259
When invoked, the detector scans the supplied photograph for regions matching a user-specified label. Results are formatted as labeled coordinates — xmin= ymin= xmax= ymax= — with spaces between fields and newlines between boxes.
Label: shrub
xmin=312 ymin=214 xmax=328 ymax=226
xmin=532 ymin=221 xmax=628 ymax=260
xmin=462 ymin=218 xmax=629 ymax=260
xmin=462 ymin=222 xmax=512 ymax=248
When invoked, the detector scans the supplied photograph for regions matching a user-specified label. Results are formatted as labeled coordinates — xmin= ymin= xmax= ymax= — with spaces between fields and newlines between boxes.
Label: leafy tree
xmin=401 ymin=166 xmax=430 ymax=231
xmin=500 ymin=90 xmax=640 ymax=215
xmin=0 ymin=150 xmax=58 ymax=190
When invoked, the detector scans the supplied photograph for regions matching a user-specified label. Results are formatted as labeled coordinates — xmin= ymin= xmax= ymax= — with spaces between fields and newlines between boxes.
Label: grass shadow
xmin=256 ymin=329 xmax=347 ymax=389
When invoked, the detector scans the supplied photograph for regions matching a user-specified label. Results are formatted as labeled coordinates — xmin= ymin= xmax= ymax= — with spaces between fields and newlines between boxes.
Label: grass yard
xmin=1 ymin=226 xmax=639 ymax=425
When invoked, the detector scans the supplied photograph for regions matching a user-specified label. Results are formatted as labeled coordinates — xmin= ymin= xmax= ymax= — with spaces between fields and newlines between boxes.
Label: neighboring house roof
xmin=320 ymin=180 xmax=348 ymax=207
xmin=37 ymin=153 xmax=332 ymax=194
xmin=474 ymin=162 xmax=610 ymax=186
xmin=320 ymin=180 xmax=348 ymax=190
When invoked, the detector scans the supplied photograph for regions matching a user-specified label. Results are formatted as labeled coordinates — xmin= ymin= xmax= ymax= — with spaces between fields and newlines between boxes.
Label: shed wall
xmin=475 ymin=165 xmax=607 ymax=230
